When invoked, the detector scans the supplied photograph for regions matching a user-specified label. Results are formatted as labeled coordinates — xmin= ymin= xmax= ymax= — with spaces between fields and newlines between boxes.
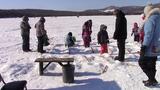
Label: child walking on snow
xmin=97 ymin=24 xmax=109 ymax=54
xmin=131 ymin=22 xmax=140 ymax=42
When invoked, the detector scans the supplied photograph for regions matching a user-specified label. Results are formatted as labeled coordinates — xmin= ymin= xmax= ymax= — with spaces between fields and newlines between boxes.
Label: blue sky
xmin=0 ymin=0 xmax=160 ymax=11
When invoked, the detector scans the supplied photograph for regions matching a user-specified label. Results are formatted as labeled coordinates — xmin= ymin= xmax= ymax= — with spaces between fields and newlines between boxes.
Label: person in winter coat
xmin=138 ymin=4 xmax=160 ymax=86
xmin=97 ymin=24 xmax=109 ymax=54
xmin=82 ymin=20 xmax=92 ymax=47
xmin=65 ymin=32 xmax=75 ymax=47
xmin=131 ymin=22 xmax=140 ymax=42
xmin=139 ymin=14 xmax=145 ymax=44
xmin=88 ymin=19 xmax=92 ymax=42
xmin=113 ymin=9 xmax=127 ymax=62
xmin=20 ymin=16 xmax=31 ymax=52
xmin=35 ymin=17 xmax=46 ymax=53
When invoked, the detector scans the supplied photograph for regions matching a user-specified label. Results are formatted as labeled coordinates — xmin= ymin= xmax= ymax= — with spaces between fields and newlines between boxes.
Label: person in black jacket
xmin=113 ymin=9 xmax=127 ymax=62
xmin=35 ymin=17 xmax=46 ymax=53
xmin=97 ymin=24 xmax=109 ymax=54
xmin=20 ymin=16 xmax=31 ymax=52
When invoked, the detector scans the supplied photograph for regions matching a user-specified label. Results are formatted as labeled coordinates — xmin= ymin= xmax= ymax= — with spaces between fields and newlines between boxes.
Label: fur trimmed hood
xmin=145 ymin=8 xmax=160 ymax=21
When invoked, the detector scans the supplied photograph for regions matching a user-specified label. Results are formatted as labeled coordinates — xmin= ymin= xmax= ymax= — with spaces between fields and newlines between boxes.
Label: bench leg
xmin=39 ymin=62 xmax=43 ymax=75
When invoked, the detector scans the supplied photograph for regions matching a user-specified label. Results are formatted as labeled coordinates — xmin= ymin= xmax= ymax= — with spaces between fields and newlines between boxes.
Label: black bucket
xmin=62 ymin=64 xmax=75 ymax=83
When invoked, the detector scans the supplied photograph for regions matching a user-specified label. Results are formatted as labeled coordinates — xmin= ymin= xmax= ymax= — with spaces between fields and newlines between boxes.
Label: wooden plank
xmin=35 ymin=57 xmax=74 ymax=62
xmin=43 ymin=62 xmax=52 ymax=71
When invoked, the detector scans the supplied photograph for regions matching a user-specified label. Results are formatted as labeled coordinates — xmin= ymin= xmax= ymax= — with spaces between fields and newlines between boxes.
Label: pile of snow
xmin=0 ymin=15 xmax=160 ymax=90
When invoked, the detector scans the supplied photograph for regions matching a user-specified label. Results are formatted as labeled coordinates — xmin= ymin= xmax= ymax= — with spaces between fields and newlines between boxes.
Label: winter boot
xmin=114 ymin=56 xmax=119 ymax=60
xmin=144 ymin=80 xmax=158 ymax=86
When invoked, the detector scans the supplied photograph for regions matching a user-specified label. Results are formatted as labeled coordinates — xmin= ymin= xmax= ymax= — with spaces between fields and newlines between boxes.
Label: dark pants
xmin=117 ymin=39 xmax=125 ymax=61
xmin=134 ymin=35 xmax=140 ymax=42
xmin=43 ymin=34 xmax=50 ymax=46
xmin=22 ymin=35 xmax=30 ymax=51
xmin=37 ymin=36 xmax=44 ymax=52
xmin=138 ymin=56 xmax=157 ymax=81
xmin=83 ymin=36 xmax=90 ymax=47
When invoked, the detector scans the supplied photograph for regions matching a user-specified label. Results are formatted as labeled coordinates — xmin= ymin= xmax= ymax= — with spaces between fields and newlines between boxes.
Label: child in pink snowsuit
xmin=131 ymin=22 xmax=140 ymax=42
xmin=82 ymin=20 xmax=92 ymax=47
xmin=139 ymin=14 xmax=145 ymax=44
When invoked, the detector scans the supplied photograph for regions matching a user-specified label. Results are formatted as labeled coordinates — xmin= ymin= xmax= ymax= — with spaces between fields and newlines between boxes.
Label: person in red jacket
xmin=139 ymin=14 xmax=145 ymax=44
xmin=82 ymin=20 xmax=92 ymax=47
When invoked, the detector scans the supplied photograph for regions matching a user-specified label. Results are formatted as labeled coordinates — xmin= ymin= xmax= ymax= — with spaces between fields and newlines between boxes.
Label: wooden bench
xmin=35 ymin=57 xmax=74 ymax=75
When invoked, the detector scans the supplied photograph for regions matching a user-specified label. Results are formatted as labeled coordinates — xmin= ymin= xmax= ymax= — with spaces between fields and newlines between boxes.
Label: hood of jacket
xmin=145 ymin=8 xmax=160 ymax=21
xmin=100 ymin=24 xmax=107 ymax=31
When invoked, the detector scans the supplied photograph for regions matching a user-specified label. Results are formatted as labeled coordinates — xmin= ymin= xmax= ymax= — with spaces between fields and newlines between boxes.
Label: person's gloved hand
xmin=140 ymin=45 xmax=147 ymax=56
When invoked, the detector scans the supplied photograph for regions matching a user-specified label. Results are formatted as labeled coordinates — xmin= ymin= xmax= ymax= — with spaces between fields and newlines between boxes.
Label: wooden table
xmin=35 ymin=57 xmax=74 ymax=75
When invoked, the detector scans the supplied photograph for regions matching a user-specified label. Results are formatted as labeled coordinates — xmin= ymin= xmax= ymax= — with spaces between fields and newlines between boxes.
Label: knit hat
xmin=144 ymin=4 xmax=153 ymax=16
xmin=68 ymin=32 xmax=72 ymax=36
xmin=40 ymin=17 xmax=45 ymax=22
xmin=22 ymin=16 xmax=29 ymax=21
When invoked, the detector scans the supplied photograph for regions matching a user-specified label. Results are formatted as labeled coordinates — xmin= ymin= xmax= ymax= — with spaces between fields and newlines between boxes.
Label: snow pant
xmin=140 ymin=35 xmax=144 ymax=44
xmin=117 ymin=39 xmax=125 ymax=61
xmin=83 ymin=36 xmax=90 ymax=47
xmin=43 ymin=34 xmax=50 ymax=46
xmin=100 ymin=44 xmax=108 ymax=54
xmin=138 ymin=56 xmax=157 ymax=81
xmin=22 ymin=35 xmax=30 ymax=51
xmin=37 ymin=36 xmax=44 ymax=52
xmin=134 ymin=35 xmax=140 ymax=42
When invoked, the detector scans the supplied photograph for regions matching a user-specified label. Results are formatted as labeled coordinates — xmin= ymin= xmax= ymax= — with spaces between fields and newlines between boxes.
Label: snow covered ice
xmin=0 ymin=15 xmax=160 ymax=90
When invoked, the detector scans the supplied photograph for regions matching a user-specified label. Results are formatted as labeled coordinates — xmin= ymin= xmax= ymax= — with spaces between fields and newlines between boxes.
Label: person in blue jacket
xmin=138 ymin=4 xmax=160 ymax=86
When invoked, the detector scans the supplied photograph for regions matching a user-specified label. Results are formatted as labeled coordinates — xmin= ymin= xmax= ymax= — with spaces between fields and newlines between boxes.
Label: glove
xmin=140 ymin=45 xmax=147 ymax=56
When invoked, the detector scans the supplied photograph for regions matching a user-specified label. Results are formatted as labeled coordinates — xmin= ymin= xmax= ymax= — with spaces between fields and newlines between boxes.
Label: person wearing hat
xmin=35 ymin=17 xmax=46 ymax=53
xmin=20 ymin=16 xmax=31 ymax=52
xmin=138 ymin=4 xmax=160 ymax=86
xmin=82 ymin=20 xmax=92 ymax=48
xmin=65 ymin=32 xmax=75 ymax=47
xmin=113 ymin=9 xmax=127 ymax=62
xmin=131 ymin=22 xmax=140 ymax=42
xmin=97 ymin=24 xmax=109 ymax=54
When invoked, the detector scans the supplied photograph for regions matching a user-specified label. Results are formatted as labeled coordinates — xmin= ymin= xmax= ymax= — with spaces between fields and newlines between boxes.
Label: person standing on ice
xmin=35 ymin=17 xmax=46 ymax=53
xmin=139 ymin=14 xmax=145 ymax=44
xmin=113 ymin=9 xmax=127 ymax=62
xmin=97 ymin=24 xmax=109 ymax=54
xmin=138 ymin=4 xmax=160 ymax=86
xmin=20 ymin=16 xmax=31 ymax=52
xmin=82 ymin=20 xmax=92 ymax=47
xmin=88 ymin=19 xmax=92 ymax=42
xmin=131 ymin=22 xmax=140 ymax=42
xmin=65 ymin=32 xmax=75 ymax=47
